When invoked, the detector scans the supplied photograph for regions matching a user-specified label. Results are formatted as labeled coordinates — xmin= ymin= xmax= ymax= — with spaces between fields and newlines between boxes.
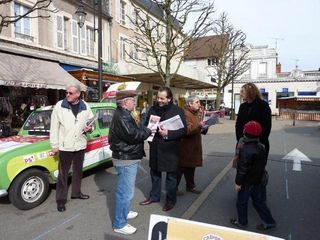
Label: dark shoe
xmin=230 ymin=218 xmax=246 ymax=229
xmin=187 ymin=188 xmax=202 ymax=194
xmin=256 ymin=223 xmax=276 ymax=231
xmin=176 ymin=190 xmax=184 ymax=196
xmin=139 ymin=199 xmax=159 ymax=206
xmin=57 ymin=203 xmax=66 ymax=212
xmin=71 ymin=193 xmax=90 ymax=200
xmin=162 ymin=203 xmax=174 ymax=211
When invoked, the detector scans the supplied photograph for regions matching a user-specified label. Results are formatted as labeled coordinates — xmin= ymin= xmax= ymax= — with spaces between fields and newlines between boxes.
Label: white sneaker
xmin=114 ymin=224 xmax=137 ymax=235
xmin=127 ymin=211 xmax=138 ymax=220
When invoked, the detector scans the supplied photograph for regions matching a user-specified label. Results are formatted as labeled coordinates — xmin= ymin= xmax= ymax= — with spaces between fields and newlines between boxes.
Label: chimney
xmin=276 ymin=62 xmax=281 ymax=73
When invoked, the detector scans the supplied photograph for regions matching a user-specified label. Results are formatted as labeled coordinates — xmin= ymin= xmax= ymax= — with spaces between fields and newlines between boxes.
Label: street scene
xmin=1 ymin=0 xmax=320 ymax=240
xmin=0 ymin=118 xmax=319 ymax=240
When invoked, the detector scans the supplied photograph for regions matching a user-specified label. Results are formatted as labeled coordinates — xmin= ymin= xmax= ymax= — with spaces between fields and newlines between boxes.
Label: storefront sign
xmin=3 ymin=81 xmax=47 ymax=89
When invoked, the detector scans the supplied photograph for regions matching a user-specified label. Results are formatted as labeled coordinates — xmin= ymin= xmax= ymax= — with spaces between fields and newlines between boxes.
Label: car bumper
xmin=0 ymin=189 xmax=8 ymax=197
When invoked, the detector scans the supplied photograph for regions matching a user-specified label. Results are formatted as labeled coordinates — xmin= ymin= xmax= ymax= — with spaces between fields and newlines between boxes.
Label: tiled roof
xmin=185 ymin=35 xmax=229 ymax=60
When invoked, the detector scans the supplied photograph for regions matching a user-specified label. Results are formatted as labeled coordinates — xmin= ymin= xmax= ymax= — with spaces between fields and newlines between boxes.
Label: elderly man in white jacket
xmin=50 ymin=83 xmax=94 ymax=212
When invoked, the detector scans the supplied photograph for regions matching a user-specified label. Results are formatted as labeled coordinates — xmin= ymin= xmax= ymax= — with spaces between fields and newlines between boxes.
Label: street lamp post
xmin=76 ymin=0 xmax=103 ymax=100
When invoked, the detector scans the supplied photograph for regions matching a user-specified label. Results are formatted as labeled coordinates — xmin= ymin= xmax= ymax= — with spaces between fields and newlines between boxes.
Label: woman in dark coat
xmin=177 ymin=95 xmax=205 ymax=194
xmin=235 ymin=83 xmax=272 ymax=158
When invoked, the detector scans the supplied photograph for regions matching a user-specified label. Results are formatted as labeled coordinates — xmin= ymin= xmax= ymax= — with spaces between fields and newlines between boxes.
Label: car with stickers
xmin=0 ymin=102 xmax=116 ymax=210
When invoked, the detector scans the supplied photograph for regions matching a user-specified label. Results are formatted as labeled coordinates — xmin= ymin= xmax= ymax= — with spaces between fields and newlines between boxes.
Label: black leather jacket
xmin=109 ymin=106 xmax=151 ymax=160
xmin=235 ymin=137 xmax=267 ymax=186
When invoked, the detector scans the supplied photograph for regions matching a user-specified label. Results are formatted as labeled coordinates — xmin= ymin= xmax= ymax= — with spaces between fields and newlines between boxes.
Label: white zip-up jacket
xmin=50 ymin=98 xmax=94 ymax=152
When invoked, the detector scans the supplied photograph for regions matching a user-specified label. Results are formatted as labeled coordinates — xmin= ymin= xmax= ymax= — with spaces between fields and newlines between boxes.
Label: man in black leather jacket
xmin=231 ymin=121 xmax=276 ymax=231
xmin=109 ymin=90 xmax=154 ymax=235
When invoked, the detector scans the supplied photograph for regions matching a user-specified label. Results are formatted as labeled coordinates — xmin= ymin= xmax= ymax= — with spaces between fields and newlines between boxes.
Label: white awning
xmin=0 ymin=52 xmax=87 ymax=91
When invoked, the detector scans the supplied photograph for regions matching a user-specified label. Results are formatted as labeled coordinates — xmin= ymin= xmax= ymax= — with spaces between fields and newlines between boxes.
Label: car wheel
xmin=9 ymin=169 xmax=50 ymax=210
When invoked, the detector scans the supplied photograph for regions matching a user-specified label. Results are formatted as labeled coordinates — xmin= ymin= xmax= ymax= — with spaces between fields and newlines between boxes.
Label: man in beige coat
xmin=177 ymin=95 xmax=206 ymax=194
xmin=50 ymin=83 xmax=94 ymax=212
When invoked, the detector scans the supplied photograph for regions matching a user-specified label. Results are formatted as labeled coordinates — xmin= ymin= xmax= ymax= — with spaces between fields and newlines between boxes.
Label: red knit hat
xmin=243 ymin=121 xmax=262 ymax=137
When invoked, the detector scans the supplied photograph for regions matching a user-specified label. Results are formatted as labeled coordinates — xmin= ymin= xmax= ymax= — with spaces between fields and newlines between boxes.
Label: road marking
xmin=282 ymin=148 xmax=312 ymax=171
xmin=285 ymin=179 xmax=290 ymax=200
xmin=32 ymin=213 xmax=82 ymax=240
xmin=182 ymin=160 xmax=233 ymax=220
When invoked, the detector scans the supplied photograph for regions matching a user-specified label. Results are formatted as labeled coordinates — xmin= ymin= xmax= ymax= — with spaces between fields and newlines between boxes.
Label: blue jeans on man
xmin=236 ymin=184 xmax=276 ymax=227
xmin=112 ymin=162 xmax=138 ymax=229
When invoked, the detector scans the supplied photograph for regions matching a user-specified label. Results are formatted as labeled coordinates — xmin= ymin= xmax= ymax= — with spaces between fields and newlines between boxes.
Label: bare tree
xmin=209 ymin=12 xmax=249 ymax=110
xmin=126 ymin=0 xmax=215 ymax=86
xmin=0 ymin=0 xmax=57 ymax=34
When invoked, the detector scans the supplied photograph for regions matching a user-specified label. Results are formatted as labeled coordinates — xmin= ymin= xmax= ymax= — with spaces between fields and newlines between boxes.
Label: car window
xmin=97 ymin=109 xmax=114 ymax=129
xmin=23 ymin=110 xmax=52 ymax=132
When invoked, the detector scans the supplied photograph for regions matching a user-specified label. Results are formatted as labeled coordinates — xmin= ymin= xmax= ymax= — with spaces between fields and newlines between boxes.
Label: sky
xmin=211 ymin=0 xmax=320 ymax=72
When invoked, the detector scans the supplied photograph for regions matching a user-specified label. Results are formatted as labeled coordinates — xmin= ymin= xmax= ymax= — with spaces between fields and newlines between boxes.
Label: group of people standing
xmin=49 ymin=82 xmax=275 ymax=236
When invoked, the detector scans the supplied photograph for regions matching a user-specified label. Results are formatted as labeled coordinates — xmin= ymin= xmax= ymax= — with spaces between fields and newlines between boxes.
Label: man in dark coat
xmin=139 ymin=86 xmax=187 ymax=211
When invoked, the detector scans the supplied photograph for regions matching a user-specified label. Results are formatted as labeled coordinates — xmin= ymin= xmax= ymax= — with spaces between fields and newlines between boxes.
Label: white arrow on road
xmin=282 ymin=148 xmax=312 ymax=171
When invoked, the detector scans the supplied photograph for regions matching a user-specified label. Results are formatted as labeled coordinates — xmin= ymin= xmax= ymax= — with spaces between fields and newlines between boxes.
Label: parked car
xmin=0 ymin=102 xmax=116 ymax=210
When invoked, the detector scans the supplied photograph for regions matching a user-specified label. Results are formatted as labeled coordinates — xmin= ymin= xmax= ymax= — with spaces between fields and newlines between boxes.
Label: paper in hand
xmin=159 ymin=115 xmax=184 ymax=130
xmin=82 ymin=113 xmax=98 ymax=133
xmin=202 ymin=113 xmax=219 ymax=130
xmin=147 ymin=115 xmax=161 ymax=142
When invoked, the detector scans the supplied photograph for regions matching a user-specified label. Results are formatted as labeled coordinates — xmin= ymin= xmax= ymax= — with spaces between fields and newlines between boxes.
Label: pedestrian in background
xmin=236 ymin=82 xmax=272 ymax=159
xmin=177 ymin=95 xmax=206 ymax=195
xmin=109 ymin=90 xmax=155 ymax=235
xmin=50 ymin=83 xmax=93 ymax=212
xmin=140 ymin=100 xmax=149 ymax=125
xmin=139 ymin=86 xmax=187 ymax=212
xmin=231 ymin=121 xmax=276 ymax=231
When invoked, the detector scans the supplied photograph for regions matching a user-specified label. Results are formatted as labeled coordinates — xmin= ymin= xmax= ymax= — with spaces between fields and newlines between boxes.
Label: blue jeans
xmin=236 ymin=185 xmax=276 ymax=226
xmin=112 ymin=162 xmax=138 ymax=229
xmin=150 ymin=169 xmax=177 ymax=205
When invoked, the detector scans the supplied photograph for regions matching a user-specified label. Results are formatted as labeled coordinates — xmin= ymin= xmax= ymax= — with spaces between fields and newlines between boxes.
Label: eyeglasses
xmin=65 ymin=91 xmax=74 ymax=95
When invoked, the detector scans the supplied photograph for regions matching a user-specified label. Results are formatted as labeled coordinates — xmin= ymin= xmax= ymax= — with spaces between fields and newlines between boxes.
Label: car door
xmin=83 ymin=107 xmax=115 ymax=169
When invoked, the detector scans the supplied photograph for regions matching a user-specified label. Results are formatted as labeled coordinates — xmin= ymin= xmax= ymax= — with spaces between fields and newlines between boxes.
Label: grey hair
xmin=67 ymin=83 xmax=82 ymax=92
xmin=186 ymin=95 xmax=199 ymax=105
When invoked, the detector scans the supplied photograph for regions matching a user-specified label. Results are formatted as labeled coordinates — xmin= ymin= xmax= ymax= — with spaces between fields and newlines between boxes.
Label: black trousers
xmin=150 ymin=169 xmax=177 ymax=205
xmin=56 ymin=150 xmax=85 ymax=204
xmin=177 ymin=167 xmax=196 ymax=190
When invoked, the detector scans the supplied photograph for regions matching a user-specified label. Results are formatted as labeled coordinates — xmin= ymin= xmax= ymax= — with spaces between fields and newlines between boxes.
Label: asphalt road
xmin=0 ymin=118 xmax=319 ymax=240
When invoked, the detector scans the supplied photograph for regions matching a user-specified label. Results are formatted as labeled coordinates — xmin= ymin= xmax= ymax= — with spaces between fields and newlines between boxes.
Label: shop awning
xmin=0 ymin=52 xmax=87 ymax=91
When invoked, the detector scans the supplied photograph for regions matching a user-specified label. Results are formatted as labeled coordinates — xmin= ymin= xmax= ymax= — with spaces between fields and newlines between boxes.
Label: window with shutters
xmin=56 ymin=15 xmax=64 ymax=49
xmin=80 ymin=26 xmax=86 ymax=55
xmin=63 ymin=17 xmax=70 ymax=50
xmin=120 ymin=0 xmax=126 ymax=26
xmin=120 ymin=37 xmax=126 ymax=60
xmin=72 ymin=20 xmax=79 ymax=53
xmin=14 ymin=3 xmax=33 ymax=41
xmin=86 ymin=27 xmax=95 ymax=57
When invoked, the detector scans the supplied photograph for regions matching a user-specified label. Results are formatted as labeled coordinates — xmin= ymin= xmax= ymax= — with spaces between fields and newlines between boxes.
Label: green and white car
xmin=0 ymin=102 xmax=115 ymax=210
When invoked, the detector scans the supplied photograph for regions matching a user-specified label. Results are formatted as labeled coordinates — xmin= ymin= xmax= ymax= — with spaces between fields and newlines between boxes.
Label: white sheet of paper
xmin=147 ymin=115 xmax=161 ymax=142
xmin=160 ymin=115 xmax=184 ymax=130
